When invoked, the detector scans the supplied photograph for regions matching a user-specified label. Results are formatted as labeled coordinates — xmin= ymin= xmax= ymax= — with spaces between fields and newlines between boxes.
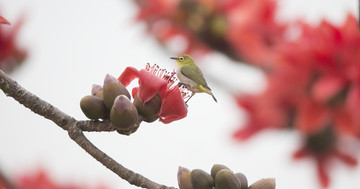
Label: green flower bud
xmin=133 ymin=94 xmax=161 ymax=122
xmin=249 ymin=178 xmax=276 ymax=189
xmin=210 ymin=164 xmax=230 ymax=179
xmin=179 ymin=171 xmax=193 ymax=189
xmin=103 ymin=74 xmax=130 ymax=110
xmin=110 ymin=95 xmax=138 ymax=130
xmin=214 ymin=169 xmax=241 ymax=189
xmin=190 ymin=169 xmax=214 ymax=189
xmin=80 ymin=95 xmax=106 ymax=120
xmin=235 ymin=172 xmax=248 ymax=189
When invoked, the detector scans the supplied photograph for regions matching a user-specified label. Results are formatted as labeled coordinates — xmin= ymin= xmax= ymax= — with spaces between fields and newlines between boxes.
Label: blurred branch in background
xmin=133 ymin=0 xmax=360 ymax=188
xmin=0 ymin=70 xmax=175 ymax=189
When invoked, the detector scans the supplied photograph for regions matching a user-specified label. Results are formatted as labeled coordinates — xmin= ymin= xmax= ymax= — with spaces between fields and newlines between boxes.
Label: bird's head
xmin=170 ymin=54 xmax=195 ymax=66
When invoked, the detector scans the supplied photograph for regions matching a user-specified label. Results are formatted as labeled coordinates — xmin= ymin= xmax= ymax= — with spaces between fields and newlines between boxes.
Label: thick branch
xmin=0 ymin=70 xmax=75 ymax=130
xmin=68 ymin=124 xmax=175 ymax=189
xmin=76 ymin=120 xmax=117 ymax=132
xmin=0 ymin=70 xmax=176 ymax=189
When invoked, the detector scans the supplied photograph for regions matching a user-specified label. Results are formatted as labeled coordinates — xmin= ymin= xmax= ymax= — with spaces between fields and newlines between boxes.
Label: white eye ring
xmin=179 ymin=57 xmax=185 ymax=61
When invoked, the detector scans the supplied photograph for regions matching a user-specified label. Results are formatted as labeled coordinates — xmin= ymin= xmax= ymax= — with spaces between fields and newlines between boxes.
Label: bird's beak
xmin=170 ymin=57 xmax=178 ymax=60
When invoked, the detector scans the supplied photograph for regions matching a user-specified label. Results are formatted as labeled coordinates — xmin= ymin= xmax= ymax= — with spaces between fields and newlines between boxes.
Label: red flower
xmin=118 ymin=63 xmax=188 ymax=124
xmin=0 ymin=16 xmax=10 ymax=25
xmin=292 ymin=126 xmax=358 ymax=188
xmin=235 ymin=14 xmax=360 ymax=187
xmin=134 ymin=0 xmax=287 ymax=63
xmin=224 ymin=0 xmax=286 ymax=65
xmin=134 ymin=0 xmax=210 ymax=56
xmin=13 ymin=169 xmax=107 ymax=189
xmin=0 ymin=16 xmax=27 ymax=72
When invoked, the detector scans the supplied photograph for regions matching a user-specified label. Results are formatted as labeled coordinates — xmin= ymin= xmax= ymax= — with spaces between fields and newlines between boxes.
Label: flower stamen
xmin=145 ymin=63 xmax=191 ymax=101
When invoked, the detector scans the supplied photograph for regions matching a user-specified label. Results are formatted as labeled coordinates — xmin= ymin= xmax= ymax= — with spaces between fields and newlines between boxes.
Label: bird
xmin=170 ymin=54 xmax=217 ymax=103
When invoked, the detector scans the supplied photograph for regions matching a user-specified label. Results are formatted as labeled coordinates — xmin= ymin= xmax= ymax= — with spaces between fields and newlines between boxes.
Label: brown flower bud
xmin=179 ymin=171 xmax=193 ymax=189
xmin=110 ymin=95 xmax=138 ymax=130
xmin=190 ymin=169 xmax=214 ymax=189
xmin=91 ymin=84 xmax=103 ymax=96
xmin=80 ymin=95 xmax=106 ymax=120
xmin=249 ymin=178 xmax=276 ymax=189
xmin=103 ymin=74 xmax=130 ymax=110
xmin=133 ymin=94 xmax=161 ymax=122
xmin=235 ymin=172 xmax=248 ymax=189
xmin=95 ymin=89 xmax=104 ymax=99
xmin=210 ymin=164 xmax=230 ymax=179
xmin=214 ymin=169 xmax=241 ymax=189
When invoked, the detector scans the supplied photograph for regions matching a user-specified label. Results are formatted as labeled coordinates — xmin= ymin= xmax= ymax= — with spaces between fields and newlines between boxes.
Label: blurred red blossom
xmin=0 ymin=15 xmax=10 ymax=25
xmin=0 ymin=169 xmax=107 ymax=189
xmin=292 ymin=126 xmax=358 ymax=188
xmin=134 ymin=0 xmax=360 ymax=187
xmin=118 ymin=63 xmax=188 ymax=124
xmin=224 ymin=0 xmax=286 ymax=65
xmin=0 ymin=16 xmax=27 ymax=72
xmin=134 ymin=0 xmax=286 ymax=62
xmin=235 ymin=14 xmax=360 ymax=187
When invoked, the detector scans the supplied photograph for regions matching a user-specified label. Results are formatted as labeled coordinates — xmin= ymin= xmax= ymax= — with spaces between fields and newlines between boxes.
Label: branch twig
xmin=0 ymin=70 xmax=176 ymax=189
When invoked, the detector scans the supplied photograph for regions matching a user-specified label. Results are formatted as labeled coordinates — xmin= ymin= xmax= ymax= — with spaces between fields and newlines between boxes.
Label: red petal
xmin=334 ymin=149 xmax=358 ymax=166
xmin=334 ymin=108 xmax=356 ymax=135
xmin=118 ymin=67 xmax=140 ymax=87
xmin=346 ymin=85 xmax=360 ymax=111
xmin=316 ymin=157 xmax=330 ymax=188
xmin=159 ymin=87 xmax=187 ymax=124
xmin=345 ymin=85 xmax=360 ymax=137
xmin=311 ymin=75 xmax=345 ymax=103
xmin=138 ymin=69 xmax=168 ymax=103
xmin=0 ymin=16 xmax=10 ymax=25
xmin=295 ymin=100 xmax=328 ymax=134
xmin=132 ymin=87 xmax=139 ymax=99
xmin=232 ymin=124 xmax=264 ymax=141
xmin=292 ymin=146 xmax=309 ymax=159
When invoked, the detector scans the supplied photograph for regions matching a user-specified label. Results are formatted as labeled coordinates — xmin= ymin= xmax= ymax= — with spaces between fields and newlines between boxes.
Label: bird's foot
xmin=178 ymin=82 xmax=190 ymax=88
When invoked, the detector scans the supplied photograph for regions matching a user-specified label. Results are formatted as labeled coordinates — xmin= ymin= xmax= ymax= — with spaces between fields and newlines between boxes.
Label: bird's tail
xmin=199 ymin=85 xmax=217 ymax=103
xmin=210 ymin=92 xmax=217 ymax=103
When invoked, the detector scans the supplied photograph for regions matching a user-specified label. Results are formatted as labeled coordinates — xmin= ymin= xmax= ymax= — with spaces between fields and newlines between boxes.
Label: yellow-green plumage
xmin=170 ymin=54 xmax=217 ymax=103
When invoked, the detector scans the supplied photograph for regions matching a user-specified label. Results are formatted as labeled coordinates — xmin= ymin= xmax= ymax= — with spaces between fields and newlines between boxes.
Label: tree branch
xmin=0 ymin=70 xmax=176 ymax=189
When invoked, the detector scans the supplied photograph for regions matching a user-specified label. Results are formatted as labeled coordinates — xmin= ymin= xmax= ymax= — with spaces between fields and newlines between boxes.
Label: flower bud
xmin=235 ymin=172 xmax=248 ymax=189
xmin=210 ymin=164 xmax=230 ymax=179
xmin=249 ymin=178 xmax=276 ymax=189
xmin=133 ymin=94 xmax=161 ymax=122
xmin=190 ymin=169 xmax=214 ymax=189
xmin=91 ymin=84 xmax=103 ymax=96
xmin=103 ymin=74 xmax=131 ymax=110
xmin=80 ymin=95 xmax=106 ymax=120
xmin=178 ymin=166 xmax=191 ymax=184
xmin=95 ymin=89 xmax=104 ymax=99
xmin=214 ymin=169 xmax=241 ymax=189
xmin=179 ymin=171 xmax=193 ymax=189
xmin=110 ymin=95 xmax=138 ymax=130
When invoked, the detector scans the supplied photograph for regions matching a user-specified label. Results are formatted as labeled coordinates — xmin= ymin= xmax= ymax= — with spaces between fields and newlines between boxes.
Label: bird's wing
xmin=180 ymin=65 xmax=210 ymax=88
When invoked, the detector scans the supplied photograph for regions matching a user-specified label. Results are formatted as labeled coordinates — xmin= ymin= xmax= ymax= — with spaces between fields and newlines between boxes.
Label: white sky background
xmin=0 ymin=0 xmax=359 ymax=189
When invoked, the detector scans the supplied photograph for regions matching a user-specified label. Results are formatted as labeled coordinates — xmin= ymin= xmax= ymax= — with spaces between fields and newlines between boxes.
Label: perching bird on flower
xmin=170 ymin=54 xmax=217 ymax=103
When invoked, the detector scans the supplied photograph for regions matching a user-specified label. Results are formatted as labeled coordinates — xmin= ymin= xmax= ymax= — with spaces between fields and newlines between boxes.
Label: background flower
xmin=134 ymin=0 xmax=360 ymax=187
xmin=0 ymin=15 xmax=27 ymax=72
xmin=0 ymin=0 xmax=359 ymax=189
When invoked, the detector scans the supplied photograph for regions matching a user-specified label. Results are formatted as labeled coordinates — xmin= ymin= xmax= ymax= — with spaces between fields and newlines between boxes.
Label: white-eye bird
xmin=170 ymin=54 xmax=217 ymax=103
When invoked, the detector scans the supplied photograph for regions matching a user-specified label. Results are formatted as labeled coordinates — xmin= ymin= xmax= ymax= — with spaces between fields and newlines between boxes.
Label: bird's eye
xmin=179 ymin=57 xmax=185 ymax=61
